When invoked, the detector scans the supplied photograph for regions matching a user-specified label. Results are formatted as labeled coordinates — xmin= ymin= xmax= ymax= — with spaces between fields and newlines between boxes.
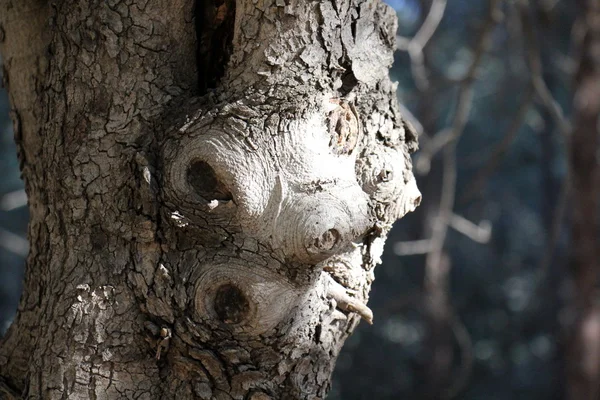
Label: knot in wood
xmin=193 ymin=263 xmax=303 ymax=335
xmin=377 ymin=168 xmax=393 ymax=183
xmin=213 ymin=284 xmax=250 ymax=324
xmin=308 ymin=228 xmax=340 ymax=253
xmin=282 ymin=194 xmax=369 ymax=264
xmin=356 ymin=146 xmax=422 ymax=221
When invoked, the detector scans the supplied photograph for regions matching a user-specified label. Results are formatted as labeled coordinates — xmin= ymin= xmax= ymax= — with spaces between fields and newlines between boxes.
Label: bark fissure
xmin=195 ymin=0 xmax=236 ymax=94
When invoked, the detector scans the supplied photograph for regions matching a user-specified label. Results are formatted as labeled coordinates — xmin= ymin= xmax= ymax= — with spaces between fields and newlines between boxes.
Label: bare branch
xmin=459 ymin=84 xmax=535 ymax=204
xmin=417 ymin=0 xmax=503 ymax=173
xmin=424 ymin=0 xmax=503 ymax=278
xmin=397 ymin=0 xmax=448 ymax=90
xmin=517 ymin=0 xmax=571 ymax=138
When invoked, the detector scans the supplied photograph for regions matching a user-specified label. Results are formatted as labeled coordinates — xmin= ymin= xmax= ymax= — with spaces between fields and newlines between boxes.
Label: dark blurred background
xmin=0 ymin=0 xmax=592 ymax=399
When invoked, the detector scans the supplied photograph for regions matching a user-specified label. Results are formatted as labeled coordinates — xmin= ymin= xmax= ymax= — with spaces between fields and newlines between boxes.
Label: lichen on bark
xmin=0 ymin=0 xmax=420 ymax=398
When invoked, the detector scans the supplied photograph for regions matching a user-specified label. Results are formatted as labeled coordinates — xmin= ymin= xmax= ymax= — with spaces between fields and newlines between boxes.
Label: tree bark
xmin=566 ymin=1 xmax=600 ymax=399
xmin=0 ymin=0 xmax=420 ymax=398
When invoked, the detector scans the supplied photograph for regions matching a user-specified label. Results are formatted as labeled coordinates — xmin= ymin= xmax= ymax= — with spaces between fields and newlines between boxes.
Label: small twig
xmin=394 ymin=214 xmax=491 ymax=255
xmin=417 ymin=0 xmax=503 ymax=173
xmin=416 ymin=90 xmax=473 ymax=174
xmin=517 ymin=0 xmax=571 ymax=139
xmin=401 ymin=0 xmax=503 ymax=264
xmin=459 ymin=84 xmax=535 ymax=204
xmin=449 ymin=213 xmax=492 ymax=244
xmin=425 ymin=0 xmax=503 ymax=277
xmin=510 ymin=0 xmax=572 ymax=322
xmin=325 ymin=274 xmax=373 ymax=324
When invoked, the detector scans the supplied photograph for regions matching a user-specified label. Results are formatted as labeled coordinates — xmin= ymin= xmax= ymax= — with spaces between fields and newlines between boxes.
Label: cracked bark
xmin=0 ymin=0 xmax=420 ymax=398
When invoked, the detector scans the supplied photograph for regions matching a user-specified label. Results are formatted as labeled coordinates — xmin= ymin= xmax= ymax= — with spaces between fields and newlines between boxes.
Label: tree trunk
xmin=0 ymin=0 xmax=420 ymax=398
xmin=566 ymin=1 xmax=600 ymax=399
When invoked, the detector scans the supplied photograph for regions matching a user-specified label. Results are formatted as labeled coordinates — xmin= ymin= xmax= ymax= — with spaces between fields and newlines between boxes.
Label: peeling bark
xmin=0 ymin=0 xmax=420 ymax=398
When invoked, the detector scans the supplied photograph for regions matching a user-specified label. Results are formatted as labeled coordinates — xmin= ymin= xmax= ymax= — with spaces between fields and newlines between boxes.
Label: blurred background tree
xmin=0 ymin=0 xmax=595 ymax=399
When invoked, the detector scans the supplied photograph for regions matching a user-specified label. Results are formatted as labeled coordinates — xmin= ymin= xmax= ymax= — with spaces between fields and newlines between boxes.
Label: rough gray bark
xmin=0 ymin=0 xmax=420 ymax=399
